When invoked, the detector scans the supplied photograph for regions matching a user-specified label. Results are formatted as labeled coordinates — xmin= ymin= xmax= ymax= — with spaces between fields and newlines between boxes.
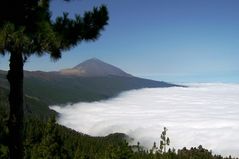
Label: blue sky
xmin=1 ymin=0 xmax=239 ymax=83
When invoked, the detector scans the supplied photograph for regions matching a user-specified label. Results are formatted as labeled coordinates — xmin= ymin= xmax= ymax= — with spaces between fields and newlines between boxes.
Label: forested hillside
xmin=0 ymin=69 xmax=177 ymax=105
xmin=0 ymin=87 xmax=54 ymax=120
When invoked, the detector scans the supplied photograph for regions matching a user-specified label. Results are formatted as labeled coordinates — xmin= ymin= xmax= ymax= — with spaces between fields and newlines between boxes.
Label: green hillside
xmin=24 ymin=75 xmax=175 ymax=105
xmin=0 ymin=87 xmax=54 ymax=120
xmin=1 ymin=70 xmax=176 ymax=106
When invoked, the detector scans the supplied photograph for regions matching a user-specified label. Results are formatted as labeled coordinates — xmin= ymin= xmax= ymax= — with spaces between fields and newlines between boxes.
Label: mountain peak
xmin=60 ymin=58 xmax=132 ymax=77
xmin=74 ymin=58 xmax=106 ymax=69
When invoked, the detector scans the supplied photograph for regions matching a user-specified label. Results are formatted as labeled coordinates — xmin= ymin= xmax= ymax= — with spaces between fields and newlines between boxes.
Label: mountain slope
xmin=0 ymin=86 xmax=54 ymax=120
xmin=0 ymin=58 xmax=178 ymax=106
xmin=23 ymin=75 xmax=175 ymax=105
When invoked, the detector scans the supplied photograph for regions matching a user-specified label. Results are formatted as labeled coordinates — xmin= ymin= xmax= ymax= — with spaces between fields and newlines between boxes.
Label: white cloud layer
xmin=50 ymin=83 xmax=239 ymax=157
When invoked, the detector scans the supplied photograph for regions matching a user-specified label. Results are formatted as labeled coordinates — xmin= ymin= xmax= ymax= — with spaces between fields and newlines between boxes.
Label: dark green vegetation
xmin=0 ymin=100 xmax=130 ymax=159
xmin=0 ymin=88 xmax=237 ymax=159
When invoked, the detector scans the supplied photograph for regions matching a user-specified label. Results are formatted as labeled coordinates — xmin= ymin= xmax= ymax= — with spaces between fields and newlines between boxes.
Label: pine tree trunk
xmin=7 ymin=52 xmax=24 ymax=159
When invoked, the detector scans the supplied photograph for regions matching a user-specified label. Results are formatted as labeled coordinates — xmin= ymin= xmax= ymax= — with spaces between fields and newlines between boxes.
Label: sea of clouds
xmin=50 ymin=83 xmax=239 ymax=157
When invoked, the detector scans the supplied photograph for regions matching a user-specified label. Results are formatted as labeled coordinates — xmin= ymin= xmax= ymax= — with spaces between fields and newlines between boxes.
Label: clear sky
xmin=1 ymin=0 xmax=239 ymax=83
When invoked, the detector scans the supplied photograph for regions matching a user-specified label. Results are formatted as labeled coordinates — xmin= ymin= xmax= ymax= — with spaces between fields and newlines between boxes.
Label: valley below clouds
xmin=50 ymin=83 xmax=239 ymax=157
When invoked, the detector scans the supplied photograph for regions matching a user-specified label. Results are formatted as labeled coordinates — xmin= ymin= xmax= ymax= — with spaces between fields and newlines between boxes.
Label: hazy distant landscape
xmin=1 ymin=0 xmax=239 ymax=158
xmin=1 ymin=58 xmax=239 ymax=158
xmin=51 ymin=83 xmax=239 ymax=156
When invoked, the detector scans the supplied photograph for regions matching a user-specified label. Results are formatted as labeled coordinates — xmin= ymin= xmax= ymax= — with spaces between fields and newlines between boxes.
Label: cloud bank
xmin=50 ymin=83 xmax=239 ymax=157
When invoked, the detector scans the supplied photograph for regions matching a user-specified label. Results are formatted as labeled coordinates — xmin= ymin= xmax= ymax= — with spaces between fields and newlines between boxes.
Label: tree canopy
xmin=0 ymin=0 xmax=108 ymax=59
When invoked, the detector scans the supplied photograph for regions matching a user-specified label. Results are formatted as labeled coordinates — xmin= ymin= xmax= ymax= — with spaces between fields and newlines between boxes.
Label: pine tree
xmin=160 ymin=127 xmax=170 ymax=153
xmin=0 ymin=1 xmax=108 ymax=158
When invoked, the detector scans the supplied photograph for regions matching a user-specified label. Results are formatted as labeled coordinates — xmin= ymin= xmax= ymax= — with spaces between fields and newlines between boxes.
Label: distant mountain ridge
xmin=0 ymin=58 xmax=179 ymax=105
xmin=59 ymin=58 xmax=132 ymax=77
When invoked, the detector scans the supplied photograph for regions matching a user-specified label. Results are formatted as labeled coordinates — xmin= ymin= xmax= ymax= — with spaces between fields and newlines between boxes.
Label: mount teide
xmin=59 ymin=58 xmax=132 ymax=77
xmin=0 ymin=58 xmax=177 ymax=105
